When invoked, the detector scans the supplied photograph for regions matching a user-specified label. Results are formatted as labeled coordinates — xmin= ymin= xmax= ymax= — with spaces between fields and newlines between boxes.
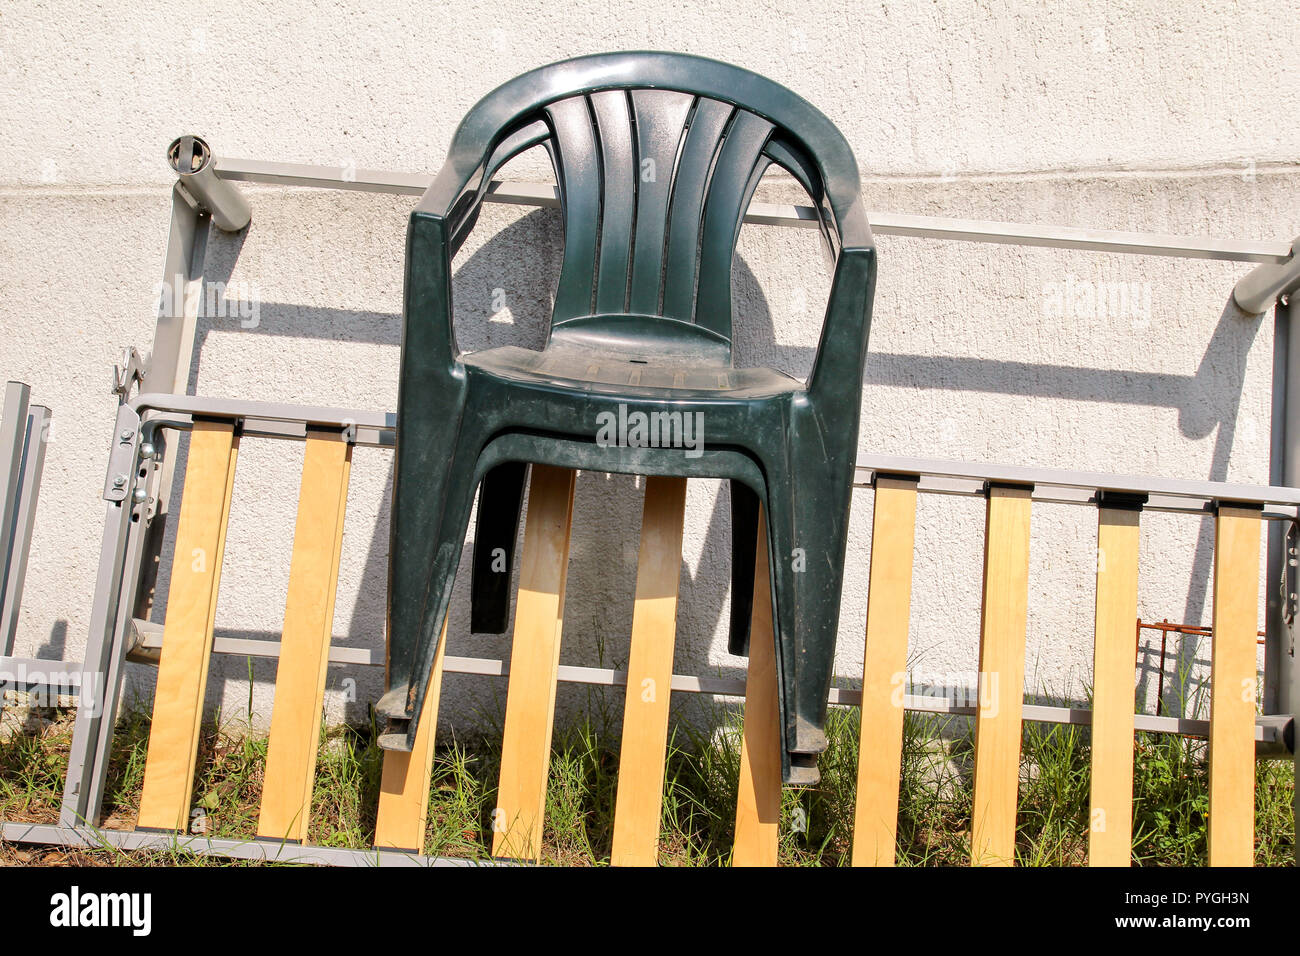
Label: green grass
xmin=0 ymin=694 xmax=1292 ymax=866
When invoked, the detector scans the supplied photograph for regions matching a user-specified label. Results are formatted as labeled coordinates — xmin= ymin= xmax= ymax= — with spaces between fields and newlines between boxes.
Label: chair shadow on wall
xmin=168 ymin=205 xmax=1266 ymax=736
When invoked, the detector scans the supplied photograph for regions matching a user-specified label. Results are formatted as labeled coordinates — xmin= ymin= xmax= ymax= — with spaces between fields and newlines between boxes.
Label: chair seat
xmin=463 ymin=342 xmax=803 ymax=401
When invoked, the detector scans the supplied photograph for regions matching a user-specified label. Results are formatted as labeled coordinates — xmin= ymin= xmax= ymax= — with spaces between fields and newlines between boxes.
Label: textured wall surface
xmin=0 ymin=1 xmax=1297 ymax=739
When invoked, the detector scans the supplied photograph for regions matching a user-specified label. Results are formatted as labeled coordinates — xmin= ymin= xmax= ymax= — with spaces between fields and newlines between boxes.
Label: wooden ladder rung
xmin=1208 ymin=505 xmax=1261 ymax=867
xmin=491 ymin=464 xmax=577 ymax=861
xmin=733 ymin=508 xmax=782 ymax=867
xmin=852 ymin=476 xmax=919 ymax=867
xmin=136 ymin=420 xmax=240 ymax=831
xmin=1088 ymin=504 xmax=1141 ymax=866
xmin=610 ymin=476 xmax=688 ymax=867
xmin=970 ymin=484 xmax=1032 ymax=867
xmin=256 ymin=430 xmax=352 ymax=843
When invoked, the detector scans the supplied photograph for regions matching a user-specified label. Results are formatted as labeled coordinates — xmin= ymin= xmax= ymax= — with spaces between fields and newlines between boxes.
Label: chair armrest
xmin=414 ymin=116 xmax=551 ymax=257
xmin=402 ymin=210 xmax=461 ymax=378
xmin=403 ymin=138 xmax=507 ymax=374
xmin=807 ymin=246 xmax=877 ymax=416
xmin=413 ymin=161 xmax=488 ymax=260
xmin=829 ymin=195 xmax=875 ymax=255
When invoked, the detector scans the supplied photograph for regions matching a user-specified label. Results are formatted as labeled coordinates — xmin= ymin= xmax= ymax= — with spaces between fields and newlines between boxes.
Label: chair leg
xmin=760 ymin=446 xmax=856 ymax=786
xmin=378 ymin=406 xmax=484 ymax=751
xmin=470 ymin=461 xmax=528 ymax=634
xmin=727 ymin=479 xmax=760 ymax=655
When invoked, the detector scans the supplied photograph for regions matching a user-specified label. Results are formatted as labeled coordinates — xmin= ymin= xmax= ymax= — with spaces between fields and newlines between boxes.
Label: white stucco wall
xmin=1 ymin=1 xmax=1297 ymax=738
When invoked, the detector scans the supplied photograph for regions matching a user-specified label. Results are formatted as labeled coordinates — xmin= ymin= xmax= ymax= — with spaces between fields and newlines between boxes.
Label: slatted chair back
xmin=432 ymin=51 xmax=863 ymax=347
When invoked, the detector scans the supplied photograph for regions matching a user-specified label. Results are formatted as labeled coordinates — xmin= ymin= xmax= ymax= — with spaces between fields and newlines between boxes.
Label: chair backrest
xmin=439 ymin=52 xmax=866 ymax=356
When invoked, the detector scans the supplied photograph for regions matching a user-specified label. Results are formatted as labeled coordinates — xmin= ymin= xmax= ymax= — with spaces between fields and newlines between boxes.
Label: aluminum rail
xmin=210 ymin=154 xmax=1297 ymax=310
xmin=0 ymin=822 xmax=492 ymax=866
xmin=125 ymin=620 xmax=1282 ymax=745
xmin=0 ymin=656 xmax=81 ymax=690
xmin=127 ymin=391 xmax=1300 ymax=514
xmin=852 ymin=453 xmax=1300 ymax=516
xmin=211 ymin=155 xmax=1291 ymax=261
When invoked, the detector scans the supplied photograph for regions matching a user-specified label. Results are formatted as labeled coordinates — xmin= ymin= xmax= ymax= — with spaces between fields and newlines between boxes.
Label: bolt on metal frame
xmin=6 ymin=135 xmax=1298 ymax=865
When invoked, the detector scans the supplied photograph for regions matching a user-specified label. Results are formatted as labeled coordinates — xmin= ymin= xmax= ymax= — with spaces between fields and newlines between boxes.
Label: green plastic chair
xmin=377 ymin=51 xmax=876 ymax=785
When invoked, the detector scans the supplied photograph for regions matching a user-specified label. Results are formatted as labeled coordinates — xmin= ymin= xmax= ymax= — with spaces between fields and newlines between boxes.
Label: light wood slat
xmin=137 ymin=421 xmax=239 ymax=831
xmin=256 ymin=432 xmax=352 ymax=842
xmin=970 ymin=484 xmax=1032 ymax=866
xmin=851 ymin=476 xmax=919 ymax=867
xmin=610 ymin=476 xmax=688 ymax=866
xmin=1088 ymin=506 xmax=1141 ymax=867
xmin=1208 ymin=505 xmax=1261 ymax=867
xmin=374 ymin=619 xmax=448 ymax=852
xmin=733 ymin=509 xmax=781 ymax=867
xmin=491 ymin=464 xmax=577 ymax=860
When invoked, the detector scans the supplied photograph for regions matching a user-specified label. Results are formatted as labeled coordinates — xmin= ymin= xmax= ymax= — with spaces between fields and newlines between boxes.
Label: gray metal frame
xmin=214 ymin=156 xmax=1297 ymax=267
xmin=0 ymin=384 xmax=30 ymax=630
xmin=0 ymin=383 xmax=50 ymax=657
xmin=5 ymin=135 xmax=1298 ymax=864
xmin=122 ymin=618 xmax=1284 ymax=745
xmin=0 ymin=821 xmax=493 ymax=866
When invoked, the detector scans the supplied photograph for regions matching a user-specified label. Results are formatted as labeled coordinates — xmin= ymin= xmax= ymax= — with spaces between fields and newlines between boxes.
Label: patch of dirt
xmin=0 ymin=842 xmax=109 ymax=866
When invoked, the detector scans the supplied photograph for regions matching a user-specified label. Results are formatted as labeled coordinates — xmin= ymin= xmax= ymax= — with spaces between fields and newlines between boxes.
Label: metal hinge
xmin=111 ymin=347 xmax=148 ymax=404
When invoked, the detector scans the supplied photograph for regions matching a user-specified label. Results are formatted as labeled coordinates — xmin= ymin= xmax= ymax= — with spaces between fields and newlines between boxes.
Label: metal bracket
xmin=1256 ymin=713 xmax=1295 ymax=758
xmin=102 ymin=405 xmax=142 ymax=503
xmin=111 ymin=347 xmax=147 ymax=404
xmin=869 ymin=470 xmax=920 ymax=488
xmin=1211 ymin=498 xmax=1267 ymax=514
xmin=1234 ymin=236 xmax=1300 ymax=314
xmin=1097 ymin=490 xmax=1149 ymax=511
xmin=1284 ymin=521 xmax=1300 ymax=628
xmin=981 ymin=479 xmax=1035 ymax=496
xmin=168 ymin=135 xmax=252 ymax=234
